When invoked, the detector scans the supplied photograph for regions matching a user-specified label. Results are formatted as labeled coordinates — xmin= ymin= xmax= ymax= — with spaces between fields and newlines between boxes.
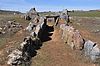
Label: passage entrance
xmin=45 ymin=15 xmax=59 ymax=26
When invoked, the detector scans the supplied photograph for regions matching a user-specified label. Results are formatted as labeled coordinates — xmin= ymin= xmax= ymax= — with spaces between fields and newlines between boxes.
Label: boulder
xmin=62 ymin=9 xmax=68 ymax=15
xmin=34 ymin=24 xmax=41 ymax=37
xmin=60 ymin=24 xmax=84 ymax=50
xmin=73 ymin=30 xmax=84 ymax=50
xmin=7 ymin=49 xmax=23 ymax=65
xmin=84 ymin=40 xmax=100 ymax=62
xmin=25 ymin=8 xmax=39 ymax=20
xmin=30 ymin=31 xmax=37 ymax=37
xmin=20 ymin=36 xmax=41 ymax=57
xmin=26 ymin=22 xmax=35 ymax=32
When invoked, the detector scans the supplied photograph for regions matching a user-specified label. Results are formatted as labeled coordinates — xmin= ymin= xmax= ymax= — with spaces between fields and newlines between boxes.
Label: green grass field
xmin=39 ymin=11 xmax=100 ymax=17
xmin=69 ymin=11 xmax=100 ymax=17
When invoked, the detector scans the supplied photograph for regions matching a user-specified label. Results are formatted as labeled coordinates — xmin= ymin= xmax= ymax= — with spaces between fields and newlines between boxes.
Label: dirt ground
xmin=31 ymin=24 xmax=96 ymax=66
xmin=0 ymin=15 xmax=100 ymax=66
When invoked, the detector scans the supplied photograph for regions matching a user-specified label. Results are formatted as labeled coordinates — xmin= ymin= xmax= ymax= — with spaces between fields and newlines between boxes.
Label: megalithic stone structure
xmin=25 ymin=8 xmax=39 ymax=20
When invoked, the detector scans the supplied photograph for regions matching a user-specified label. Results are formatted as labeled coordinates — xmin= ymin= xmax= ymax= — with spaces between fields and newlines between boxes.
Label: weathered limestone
xmin=7 ymin=49 xmax=23 ymax=65
xmin=26 ymin=22 xmax=35 ymax=32
xmin=7 ymin=16 xmax=46 ymax=65
xmin=30 ymin=31 xmax=37 ymax=38
xmin=59 ymin=9 xmax=70 ymax=25
xmin=73 ymin=30 xmax=84 ymax=50
xmin=26 ymin=17 xmax=46 ymax=40
xmin=60 ymin=24 xmax=84 ymax=50
xmin=60 ymin=23 xmax=100 ymax=63
xmin=62 ymin=9 xmax=68 ymax=15
xmin=7 ymin=35 xmax=42 ymax=65
xmin=84 ymin=40 xmax=100 ymax=62
xmin=0 ymin=20 xmax=22 ymax=36
xmin=25 ymin=16 xmax=46 ymax=33
xmin=25 ymin=8 xmax=39 ymax=20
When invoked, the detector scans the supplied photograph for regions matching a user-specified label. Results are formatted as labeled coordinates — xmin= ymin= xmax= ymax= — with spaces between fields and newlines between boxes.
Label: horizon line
xmin=0 ymin=8 xmax=100 ymax=13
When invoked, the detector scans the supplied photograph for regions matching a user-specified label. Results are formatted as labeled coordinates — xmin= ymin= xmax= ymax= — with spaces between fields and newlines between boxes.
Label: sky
xmin=0 ymin=0 xmax=100 ymax=12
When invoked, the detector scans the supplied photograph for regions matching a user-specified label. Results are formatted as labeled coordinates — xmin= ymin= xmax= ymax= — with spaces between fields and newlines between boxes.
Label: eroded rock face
xmin=84 ymin=40 xmax=100 ymax=62
xmin=60 ymin=24 xmax=84 ymax=50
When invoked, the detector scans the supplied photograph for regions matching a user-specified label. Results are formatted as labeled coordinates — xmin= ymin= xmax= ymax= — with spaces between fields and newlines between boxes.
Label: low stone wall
xmin=7 ymin=17 xmax=47 ymax=66
xmin=60 ymin=24 xmax=100 ymax=63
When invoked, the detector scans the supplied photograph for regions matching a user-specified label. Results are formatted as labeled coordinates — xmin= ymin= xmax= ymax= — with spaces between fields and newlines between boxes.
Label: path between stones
xmin=32 ymin=27 xmax=95 ymax=66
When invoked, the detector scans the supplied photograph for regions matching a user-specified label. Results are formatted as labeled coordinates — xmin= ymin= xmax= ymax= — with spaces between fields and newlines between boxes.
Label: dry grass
xmin=71 ymin=17 xmax=100 ymax=46
xmin=69 ymin=11 xmax=100 ymax=17
xmin=0 ymin=13 xmax=100 ymax=66
xmin=0 ymin=14 xmax=30 ymax=65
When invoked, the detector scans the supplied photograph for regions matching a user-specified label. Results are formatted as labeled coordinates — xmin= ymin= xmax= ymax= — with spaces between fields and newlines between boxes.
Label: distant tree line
xmin=0 ymin=10 xmax=21 ymax=14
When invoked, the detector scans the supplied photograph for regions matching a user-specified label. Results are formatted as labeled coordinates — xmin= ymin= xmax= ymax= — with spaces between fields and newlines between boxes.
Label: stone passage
xmin=31 ymin=26 xmax=94 ymax=66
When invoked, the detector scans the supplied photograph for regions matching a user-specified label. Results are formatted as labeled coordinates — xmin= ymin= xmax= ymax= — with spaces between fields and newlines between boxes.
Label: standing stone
xmin=62 ymin=9 xmax=68 ymax=15
xmin=84 ymin=40 xmax=100 ymax=62
xmin=25 ymin=8 xmax=39 ymax=20
xmin=60 ymin=9 xmax=69 ymax=25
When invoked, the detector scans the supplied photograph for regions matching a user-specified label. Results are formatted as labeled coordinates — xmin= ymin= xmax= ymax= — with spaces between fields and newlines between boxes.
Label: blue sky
xmin=0 ymin=0 xmax=100 ymax=12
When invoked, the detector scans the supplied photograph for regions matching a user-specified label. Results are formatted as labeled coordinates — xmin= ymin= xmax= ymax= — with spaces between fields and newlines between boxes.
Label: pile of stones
xmin=7 ymin=15 xmax=47 ymax=66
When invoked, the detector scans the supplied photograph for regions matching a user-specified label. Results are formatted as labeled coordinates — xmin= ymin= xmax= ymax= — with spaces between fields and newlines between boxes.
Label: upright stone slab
xmin=25 ymin=8 xmax=39 ymax=20
xmin=84 ymin=40 xmax=100 ymax=62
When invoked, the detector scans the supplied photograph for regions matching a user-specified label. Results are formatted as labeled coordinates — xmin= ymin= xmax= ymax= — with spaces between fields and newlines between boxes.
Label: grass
xmin=39 ymin=11 xmax=100 ymax=17
xmin=0 ymin=38 xmax=7 ymax=47
xmin=0 ymin=14 xmax=29 ymax=48
xmin=69 ymin=11 xmax=100 ymax=17
xmin=71 ymin=17 xmax=100 ymax=44
xmin=0 ymin=10 xmax=100 ymax=66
